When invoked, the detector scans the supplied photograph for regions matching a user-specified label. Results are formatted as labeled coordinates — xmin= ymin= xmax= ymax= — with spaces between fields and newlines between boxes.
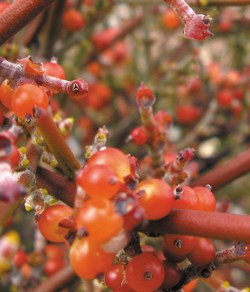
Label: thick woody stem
xmin=191 ymin=147 xmax=250 ymax=190
xmin=34 ymin=108 xmax=81 ymax=180
xmin=29 ymin=266 xmax=76 ymax=292
xmin=0 ymin=0 xmax=57 ymax=45
xmin=36 ymin=166 xmax=76 ymax=207
xmin=144 ymin=209 xmax=250 ymax=242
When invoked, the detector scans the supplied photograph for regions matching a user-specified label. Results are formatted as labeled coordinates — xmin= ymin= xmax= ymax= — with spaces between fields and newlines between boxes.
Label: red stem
xmin=36 ymin=166 xmax=76 ymax=207
xmin=34 ymin=108 xmax=81 ymax=180
xmin=29 ymin=266 xmax=76 ymax=292
xmin=191 ymin=147 xmax=250 ymax=190
xmin=0 ymin=0 xmax=57 ymax=45
xmin=144 ymin=209 xmax=250 ymax=242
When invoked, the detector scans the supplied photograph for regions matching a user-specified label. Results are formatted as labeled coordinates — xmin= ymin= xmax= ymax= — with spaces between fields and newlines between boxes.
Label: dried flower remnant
xmin=164 ymin=0 xmax=213 ymax=40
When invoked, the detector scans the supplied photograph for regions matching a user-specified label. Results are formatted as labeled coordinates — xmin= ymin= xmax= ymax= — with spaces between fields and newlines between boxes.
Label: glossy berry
xmin=43 ymin=61 xmax=66 ymax=80
xmin=173 ymin=185 xmax=199 ymax=210
xmin=69 ymin=237 xmax=115 ymax=279
xmin=11 ymin=84 xmax=49 ymax=119
xmin=162 ymin=261 xmax=181 ymax=289
xmin=76 ymin=198 xmax=124 ymax=243
xmin=85 ymin=82 xmax=112 ymax=109
xmin=125 ymin=253 xmax=165 ymax=292
xmin=136 ymin=179 xmax=174 ymax=220
xmin=62 ymin=9 xmax=85 ymax=32
xmin=77 ymin=164 xmax=121 ymax=199
xmin=163 ymin=234 xmax=198 ymax=257
xmin=37 ymin=204 xmax=73 ymax=243
xmin=216 ymin=89 xmax=233 ymax=108
xmin=162 ymin=10 xmax=181 ymax=30
xmin=187 ymin=238 xmax=215 ymax=267
xmin=12 ymin=250 xmax=28 ymax=267
xmin=193 ymin=186 xmax=216 ymax=211
xmin=105 ymin=263 xmax=125 ymax=290
xmin=44 ymin=258 xmax=65 ymax=276
xmin=175 ymin=105 xmax=202 ymax=125
xmin=86 ymin=147 xmax=131 ymax=183
xmin=129 ymin=126 xmax=149 ymax=146
xmin=0 ymin=79 xmax=14 ymax=109
xmin=92 ymin=28 xmax=118 ymax=50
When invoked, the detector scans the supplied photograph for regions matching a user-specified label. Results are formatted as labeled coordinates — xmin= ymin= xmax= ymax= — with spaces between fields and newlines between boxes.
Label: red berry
xmin=11 ymin=84 xmax=49 ymax=119
xmin=69 ymin=237 xmax=115 ymax=279
xmin=187 ymin=238 xmax=215 ymax=266
xmin=105 ymin=264 xmax=125 ymax=289
xmin=216 ymin=89 xmax=233 ymax=108
xmin=176 ymin=105 xmax=202 ymax=125
xmin=43 ymin=61 xmax=66 ymax=80
xmin=129 ymin=126 xmax=149 ymax=146
xmin=162 ymin=10 xmax=180 ymax=30
xmin=77 ymin=164 xmax=121 ymax=199
xmin=125 ymin=253 xmax=165 ymax=292
xmin=75 ymin=198 xmax=123 ymax=243
xmin=62 ymin=9 xmax=85 ymax=32
xmin=37 ymin=205 xmax=73 ymax=243
xmin=193 ymin=186 xmax=216 ymax=211
xmin=136 ymin=179 xmax=174 ymax=220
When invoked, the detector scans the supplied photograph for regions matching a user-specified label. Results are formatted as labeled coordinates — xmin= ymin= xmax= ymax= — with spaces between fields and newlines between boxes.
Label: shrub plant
xmin=0 ymin=0 xmax=250 ymax=291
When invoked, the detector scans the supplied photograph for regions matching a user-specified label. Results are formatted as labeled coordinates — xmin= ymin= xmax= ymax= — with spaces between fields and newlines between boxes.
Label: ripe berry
xmin=162 ymin=261 xmax=181 ymax=289
xmin=136 ymin=179 xmax=174 ymax=220
xmin=216 ymin=89 xmax=233 ymax=108
xmin=11 ymin=84 xmax=49 ymax=119
xmin=44 ymin=258 xmax=65 ymax=276
xmin=76 ymin=198 xmax=124 ymax=243
xmin=85 ymin=82 xmax=112 ymax=109
xmin=69 ymin=237 xmax=115 ymax=279
xmin=0 ymin=79 xmax=14 ymax=109
xmin=173 ymin=185 xmax=199 ymax=210
xmin=125 ymin=253 xmax=165 ymax=292
xmin=92 ymin=28 xmax=118 ymax=50
xmin=162 ymin=10 xmax=180 ymax=30
xmin=187 ymin=238 xmax=215 ymax=266
xmin=37 ymin=204 xmax=73 ymax=243
xmin=43 ymin=61 xmax=66 ymax=80
xmin=62 ymin=9 xmax=85 ymax=32
xmin=175 ymin=105 xmax=202 ymax=125
xmin=105 ymin=263 xmax=125 ymax=290
xmin=77 ymin=164 xmax=121 ymax=199
xmin=129 ymin=126 xmax=149 ymax=146
xmin=163 ymin=234 xmax=198 ymax=257
xmin=86 ymin=147 xmax=131 ymax=183
xmin=193 ymin=186 xmax=216 ymax=211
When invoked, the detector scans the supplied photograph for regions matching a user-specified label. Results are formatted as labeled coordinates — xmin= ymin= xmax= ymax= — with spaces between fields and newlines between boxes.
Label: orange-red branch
xmin=191 ymin=147 xmax=250 ymax=190
xmin=0 ymin=0 xmax=57 ymax=45
xmin=145 ymin=209 xmax=250 ymax=242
